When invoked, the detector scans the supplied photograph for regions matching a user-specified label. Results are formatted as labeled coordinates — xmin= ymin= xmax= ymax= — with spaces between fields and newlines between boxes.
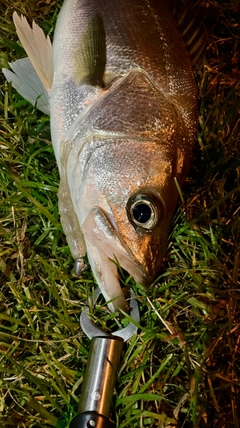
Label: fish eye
xmin=127 ymin=193 xmax=163 ymax=230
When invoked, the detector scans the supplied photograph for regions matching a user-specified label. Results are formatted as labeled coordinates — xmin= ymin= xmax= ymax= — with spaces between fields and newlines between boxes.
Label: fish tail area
xmin=170 ymin=0 xmax=210 ymax=66
xmin=13 ymin=12 xmax=53 ymax=90
xmin=2 ymin=58 xmax=50 ymax=115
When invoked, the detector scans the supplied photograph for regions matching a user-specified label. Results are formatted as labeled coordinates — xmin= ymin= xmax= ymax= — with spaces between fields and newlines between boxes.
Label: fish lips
xmin=81 ymin=206 xmax=149 ymax=312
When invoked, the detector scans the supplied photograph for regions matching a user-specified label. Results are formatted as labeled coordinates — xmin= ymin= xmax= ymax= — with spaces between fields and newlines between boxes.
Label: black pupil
xmin=133 ymin=203 xmax=152 ymax=224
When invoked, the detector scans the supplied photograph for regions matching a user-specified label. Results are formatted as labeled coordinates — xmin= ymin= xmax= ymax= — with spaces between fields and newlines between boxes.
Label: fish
xmin=2 ymin=0 xmax=202 ymax=312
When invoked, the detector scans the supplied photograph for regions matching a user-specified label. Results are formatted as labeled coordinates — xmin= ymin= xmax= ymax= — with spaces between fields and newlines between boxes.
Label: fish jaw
xmin=82 ymin=207 xmax=149 ymax=312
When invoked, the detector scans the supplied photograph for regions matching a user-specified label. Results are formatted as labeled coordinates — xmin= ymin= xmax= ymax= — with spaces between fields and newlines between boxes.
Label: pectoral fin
xmin=73 ymin=14 xmax=106 ymax=86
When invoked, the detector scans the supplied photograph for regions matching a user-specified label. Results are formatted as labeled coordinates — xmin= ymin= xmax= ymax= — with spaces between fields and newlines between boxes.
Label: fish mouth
xmin=82 ymin=206 xmax=148 ymax=312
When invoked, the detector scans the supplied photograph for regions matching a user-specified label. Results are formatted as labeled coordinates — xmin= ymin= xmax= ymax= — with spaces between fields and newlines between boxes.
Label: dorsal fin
xmin=13 ymin=12 xmax=53 ymax=90
xmin=2 ymin=58 xmax=50 ymax=115
xmin=170 ymin=0 xmax=209 ymax=66
xmin=73 ymin=14 xmax=106 ymax=86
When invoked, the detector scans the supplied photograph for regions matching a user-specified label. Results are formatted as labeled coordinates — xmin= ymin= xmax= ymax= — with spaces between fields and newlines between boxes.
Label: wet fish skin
xmin=53 ymin=0 xmax=198 ymax=310
xmin=2 ymin=0 xmax=198 ymax=311
xmin=51 ymin=0 xmax=197 ymax=165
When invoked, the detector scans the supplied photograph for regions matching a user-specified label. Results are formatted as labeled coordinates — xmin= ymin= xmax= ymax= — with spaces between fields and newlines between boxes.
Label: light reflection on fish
xmin=3 ymin=0 xmax=199 ymax=311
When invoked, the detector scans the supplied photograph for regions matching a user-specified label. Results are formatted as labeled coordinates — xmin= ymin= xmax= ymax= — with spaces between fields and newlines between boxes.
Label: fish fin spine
xmin=13 ymin=11 xmax=54 ymax=90
xmin=2 ymin=57 xmax=50 ymax=115
xmin=171 ymin=0 xmax=209 ymax=66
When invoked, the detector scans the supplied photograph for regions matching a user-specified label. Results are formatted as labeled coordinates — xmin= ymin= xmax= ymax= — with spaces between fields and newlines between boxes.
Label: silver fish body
xmin=3 ymin=0 xmax=198 ymax=311
xmin=51 ymin=0 xmax=197 ymax=165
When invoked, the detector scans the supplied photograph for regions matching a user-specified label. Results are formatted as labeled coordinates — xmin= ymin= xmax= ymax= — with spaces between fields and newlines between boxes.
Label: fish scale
xmin=2 ymin=0 xmax=200 ymax=312
xmin=52 ymin=0 xmax=197 ymax=144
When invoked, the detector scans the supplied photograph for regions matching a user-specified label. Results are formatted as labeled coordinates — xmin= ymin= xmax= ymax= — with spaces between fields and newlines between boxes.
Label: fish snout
xmin=81 ymin=206 xmax=157 ymax=311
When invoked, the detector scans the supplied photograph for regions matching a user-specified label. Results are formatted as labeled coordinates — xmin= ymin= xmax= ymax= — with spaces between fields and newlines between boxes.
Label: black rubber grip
xmin=69 ymin=411 xmax=115 ymax=428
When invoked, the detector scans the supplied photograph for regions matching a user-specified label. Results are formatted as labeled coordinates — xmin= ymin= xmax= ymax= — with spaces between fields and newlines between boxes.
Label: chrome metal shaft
xmin=78 ymin=336 xmax=123 ymax=418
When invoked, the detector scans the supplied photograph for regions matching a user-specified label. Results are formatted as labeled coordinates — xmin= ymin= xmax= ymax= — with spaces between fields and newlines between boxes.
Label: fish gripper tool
xmin=70 ymin=288 xmax=140 ymax=428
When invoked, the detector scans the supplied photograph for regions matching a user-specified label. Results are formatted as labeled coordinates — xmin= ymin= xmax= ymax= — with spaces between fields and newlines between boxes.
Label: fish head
xmin=68 ymin=70 xmax=195 ymax=312
xmin=70 ymin=136 xmax=190 ymax=312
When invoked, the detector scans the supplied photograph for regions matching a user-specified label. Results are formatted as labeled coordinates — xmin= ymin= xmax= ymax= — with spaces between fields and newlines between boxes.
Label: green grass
xmin=0 ymin=1 xmax=239 ymax=427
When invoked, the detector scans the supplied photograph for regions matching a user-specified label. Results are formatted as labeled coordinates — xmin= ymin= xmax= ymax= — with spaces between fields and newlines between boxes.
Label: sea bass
xmin=3 ymin=0 xmax=198 ymax=312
